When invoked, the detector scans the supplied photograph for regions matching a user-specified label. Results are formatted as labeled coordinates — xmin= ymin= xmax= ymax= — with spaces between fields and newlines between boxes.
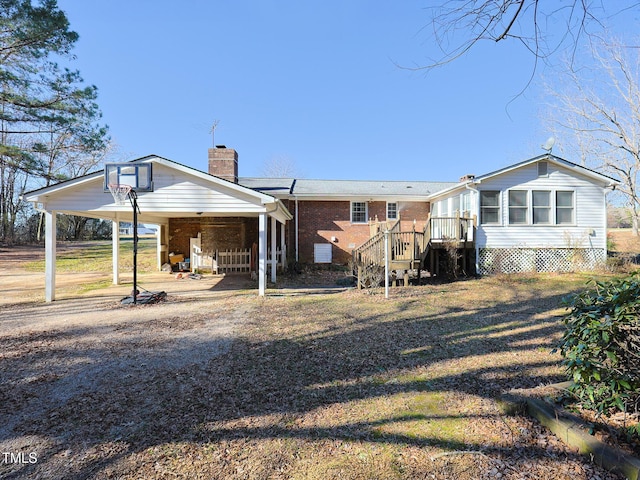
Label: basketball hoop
xmin=108 ymin=184 xmax=132 ymax=205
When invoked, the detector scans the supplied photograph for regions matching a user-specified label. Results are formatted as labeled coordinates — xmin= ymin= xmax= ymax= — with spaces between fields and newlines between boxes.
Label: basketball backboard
xmin=104 ymin=163 xmax=153 ymax=192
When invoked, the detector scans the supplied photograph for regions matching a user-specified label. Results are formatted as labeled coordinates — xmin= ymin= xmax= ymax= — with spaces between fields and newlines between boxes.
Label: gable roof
xmin=25 ymin=155 xmax=293 ymax=223
xmin=27 ymin=155 xmax=282 ymax=203
xmin=239 ymin=177 xmax=456 ymax=200
xmin=426 ymin=153 xmax=619 ymax=201
xmin=472 ymin=154 xmax=619 ymax=186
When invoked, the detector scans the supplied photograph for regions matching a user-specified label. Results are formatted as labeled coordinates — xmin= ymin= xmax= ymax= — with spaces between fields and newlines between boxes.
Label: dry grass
xmin=0 ymin=267 xmax=626 ymax=479
xmin=23 ymin=238 xmax=158 ymax=274
xmin=609 ymin=228 xmax=640 ymax=253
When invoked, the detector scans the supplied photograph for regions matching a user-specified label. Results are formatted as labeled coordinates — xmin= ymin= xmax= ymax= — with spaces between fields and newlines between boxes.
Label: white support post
xmin=44 ymin=210 xmax=56 ymax=302
xmin=112 ymin=217 xmax=120 ymax=285
xmin=270 ymin=216 xmax=277 ymax=283
xmin=258 ymin=213 xmax=267 ymax=296
xmin=156 ymin=224 xmax=162 ymax=271
xmin=280 ymin=220 xmax=287 ymax=270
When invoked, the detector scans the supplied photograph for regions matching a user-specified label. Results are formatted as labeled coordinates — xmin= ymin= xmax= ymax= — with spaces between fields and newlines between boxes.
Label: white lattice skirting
xmin=478 ymin=248 xmax=605 ymax=275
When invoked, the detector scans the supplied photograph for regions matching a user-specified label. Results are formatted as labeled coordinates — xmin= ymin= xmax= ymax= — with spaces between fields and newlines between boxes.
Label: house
xmin=239 ymin=176 xmax=455 ymax=265
xmin=239 ymin=151 xmax=617 ymax=277
xmin=118 ymin=223 xmax=157 ymax=236
xmin=425 ymin=154 xmax=618 ymax=274
xmin=24 ymin=146 xmax=618 ymax=302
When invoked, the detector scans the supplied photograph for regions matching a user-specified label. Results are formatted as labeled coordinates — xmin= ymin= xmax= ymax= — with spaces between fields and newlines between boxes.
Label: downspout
xmin=290 ymin=179 xmax=299 ymax=263
xmin=295 ymin=196 xmax=299 ymax=262
xmin=465 ymin=182 xmax=481 ymax=274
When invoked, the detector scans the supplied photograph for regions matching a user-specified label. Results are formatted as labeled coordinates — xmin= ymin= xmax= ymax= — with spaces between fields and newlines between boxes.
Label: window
xmin=451 ymin=196 xmax=460 ymax=215
xmin=430 ymin=201 xmax=439 ymax=217
xmin=556 ymin=191 xmax=574 ymax=224
xmin=386 ymin=202 xmax=398 ymax=220
xmin=480 ymin=191 xmax=500 ymax=224
xmin=461 ymin=192 xmax=471 ymax=217
xmin=532 ymin=191 xmax=551 ymax=224
xmin=481 ymin=189 xmax=574 ymax=226
xmin=538 ymin=161 xmax=548 ymax=177
xmin=351 ymin=201 xmax=367 ymax=223
xmin=508 ymin=190 xmax=528 ymax=224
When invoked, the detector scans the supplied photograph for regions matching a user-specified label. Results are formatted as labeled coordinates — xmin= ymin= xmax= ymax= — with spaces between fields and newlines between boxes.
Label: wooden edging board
xmin=502 ymin=387 xmax=640 ymax=480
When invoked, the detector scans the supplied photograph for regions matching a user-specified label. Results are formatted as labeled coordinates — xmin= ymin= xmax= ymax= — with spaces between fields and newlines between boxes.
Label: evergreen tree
xmin=0 ymin=0 xmax=108 ymax=242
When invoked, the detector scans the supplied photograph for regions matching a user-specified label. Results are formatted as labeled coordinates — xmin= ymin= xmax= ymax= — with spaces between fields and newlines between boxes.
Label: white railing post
xmin=384 ymin=229 xmax=389 ymax=299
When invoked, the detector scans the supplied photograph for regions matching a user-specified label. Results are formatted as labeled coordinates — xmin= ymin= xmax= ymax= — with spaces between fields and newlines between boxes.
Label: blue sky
xmin=56 ymin=1 xmax=635 ymax=182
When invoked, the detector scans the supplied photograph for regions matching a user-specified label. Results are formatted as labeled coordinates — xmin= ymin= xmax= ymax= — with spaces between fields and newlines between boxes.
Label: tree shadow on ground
xmin=0 ymin=277 xmax=623 ymax=479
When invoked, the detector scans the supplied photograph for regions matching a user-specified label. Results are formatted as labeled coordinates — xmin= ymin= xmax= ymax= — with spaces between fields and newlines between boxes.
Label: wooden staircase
xmin=352 ymin=215 xmax=476 ymax=288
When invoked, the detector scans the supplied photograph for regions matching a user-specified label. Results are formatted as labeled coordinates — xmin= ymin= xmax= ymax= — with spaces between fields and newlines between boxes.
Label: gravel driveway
xmin=0 ymin=262 xmax=255 ymax=479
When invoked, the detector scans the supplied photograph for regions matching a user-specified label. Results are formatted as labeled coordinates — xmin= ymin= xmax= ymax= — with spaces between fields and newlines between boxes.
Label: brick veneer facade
xmin=296 ymin=200 xmax=430 ymax=264
xmin=195 ymin=147 xmax=433 ymax=267
xmin=168 ymin=217 xmax=258 ymax=258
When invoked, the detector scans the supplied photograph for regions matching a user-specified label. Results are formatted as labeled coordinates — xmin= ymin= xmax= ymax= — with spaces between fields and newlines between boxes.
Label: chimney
xmin=208 ymin=145 xmax=238 ymax=183
xmin=459 ymin=174 xmax=475 ymax=183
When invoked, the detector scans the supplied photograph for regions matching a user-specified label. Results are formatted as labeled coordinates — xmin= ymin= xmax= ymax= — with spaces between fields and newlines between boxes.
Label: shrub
xmin=555 ymin=272 xmax=640 ymax=414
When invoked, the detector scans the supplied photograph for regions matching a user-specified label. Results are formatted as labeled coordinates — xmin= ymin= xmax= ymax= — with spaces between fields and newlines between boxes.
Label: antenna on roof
xmin=209 ymin=120 xmax=220 ymax=148
xmin=541 ymin=136 xmax=555 ymax=153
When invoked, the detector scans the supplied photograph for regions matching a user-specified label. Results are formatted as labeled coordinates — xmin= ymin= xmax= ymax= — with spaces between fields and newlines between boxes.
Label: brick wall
xmin=397 ymin=201 xmax=430 ymax=231
xmin=296 ymin=200 xmax=430 ymax=264
xmin=167 ymin=200 xmax=430 ymax=266
xmin=168 ymin=217 xmax=258 ymax=258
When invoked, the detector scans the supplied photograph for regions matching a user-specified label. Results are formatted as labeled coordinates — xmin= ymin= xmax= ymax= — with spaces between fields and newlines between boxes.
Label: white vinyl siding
xmin=351 ymin=201 xmax=367 ymax=223
xmin=475 ymin=161 xmax=608 ymax=250
xmin=40 ymin=162 xmax=270 ymax=215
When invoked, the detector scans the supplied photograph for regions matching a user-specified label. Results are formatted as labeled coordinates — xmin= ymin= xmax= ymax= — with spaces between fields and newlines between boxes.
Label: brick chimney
xmin=208 ymin=145 xmax=238 ymax=183
xmin=459 ymin=174 xmax=475 ymax=183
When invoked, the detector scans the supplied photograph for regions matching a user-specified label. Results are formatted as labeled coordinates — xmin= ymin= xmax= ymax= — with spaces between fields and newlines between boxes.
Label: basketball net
xmin=108 ymin=184 xmax=132 ymax=205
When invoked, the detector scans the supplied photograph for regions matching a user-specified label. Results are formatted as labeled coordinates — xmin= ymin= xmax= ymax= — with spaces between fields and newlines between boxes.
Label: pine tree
xmin=0 ymin=0 xmax=108 ymax=242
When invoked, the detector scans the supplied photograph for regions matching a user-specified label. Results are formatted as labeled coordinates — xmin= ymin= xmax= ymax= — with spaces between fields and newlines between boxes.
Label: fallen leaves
xmin=0 ymin=273 xmax=628 ymax=479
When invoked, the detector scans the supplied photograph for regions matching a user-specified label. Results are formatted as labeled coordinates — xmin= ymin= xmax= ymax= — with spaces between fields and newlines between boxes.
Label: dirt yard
xmin=0 ymin=243 xmax=632 ymax=479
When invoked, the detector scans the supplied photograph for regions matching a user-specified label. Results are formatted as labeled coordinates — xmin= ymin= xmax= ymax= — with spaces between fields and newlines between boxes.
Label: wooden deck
xmin=352 ymin=215 xmax=476 ymax=288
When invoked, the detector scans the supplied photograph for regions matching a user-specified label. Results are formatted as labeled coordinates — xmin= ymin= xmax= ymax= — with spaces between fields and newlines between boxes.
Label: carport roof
xmin=25 ymin=155 xmax=293 ymax=224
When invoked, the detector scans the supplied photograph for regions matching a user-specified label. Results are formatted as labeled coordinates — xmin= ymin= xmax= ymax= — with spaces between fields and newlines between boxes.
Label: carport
xmin=24 ymin=155 xmax=292 ymax=302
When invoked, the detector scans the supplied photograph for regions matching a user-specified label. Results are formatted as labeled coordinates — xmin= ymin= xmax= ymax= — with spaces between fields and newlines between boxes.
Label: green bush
xmin=555 ymin=272 xmax=640 ymax=414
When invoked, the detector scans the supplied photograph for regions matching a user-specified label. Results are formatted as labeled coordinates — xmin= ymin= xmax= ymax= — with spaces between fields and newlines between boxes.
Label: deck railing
xmin=424 ymin=215 xmax=475 ymax=242
xmin=353 ymin=215 xmax=475 ymax=271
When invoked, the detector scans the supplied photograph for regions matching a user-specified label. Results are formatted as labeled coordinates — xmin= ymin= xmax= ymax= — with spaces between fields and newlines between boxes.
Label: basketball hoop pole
xmin=104 ymin=162 xmax=153 ymax=305
xmin=131 ymin=190 xmax=139 ymax=305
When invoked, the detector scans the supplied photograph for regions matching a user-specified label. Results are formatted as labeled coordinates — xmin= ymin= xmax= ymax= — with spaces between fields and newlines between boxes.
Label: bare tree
xmin=423 ymin=2 xmax=638 ymax=69
xmin=547 ymin=38 xmax=640 ymax=234
xmin=261 ymin=154 xmax=303 ymax=178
